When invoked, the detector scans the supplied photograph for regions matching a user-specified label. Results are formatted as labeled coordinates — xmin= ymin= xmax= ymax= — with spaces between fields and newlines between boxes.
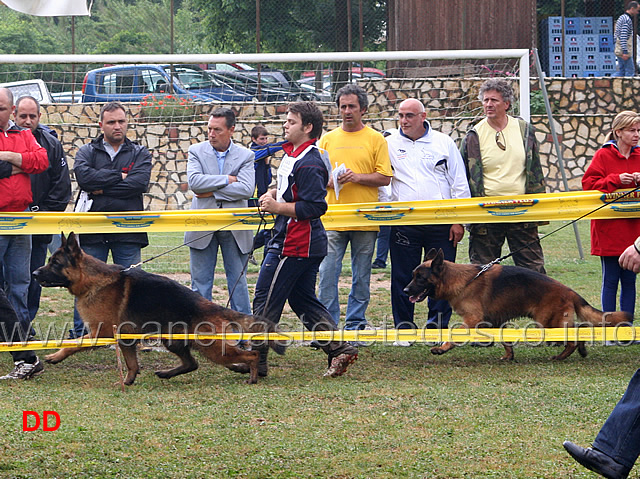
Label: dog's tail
xmin=574 ymin=294 xmax=633 ymax=327
xmin=234 ymin=314 xmax=287 ymax=355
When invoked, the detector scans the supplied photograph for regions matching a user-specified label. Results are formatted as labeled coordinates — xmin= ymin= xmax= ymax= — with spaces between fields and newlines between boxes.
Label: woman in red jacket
xmin=583 ymin=110 xmax=640 ymax=318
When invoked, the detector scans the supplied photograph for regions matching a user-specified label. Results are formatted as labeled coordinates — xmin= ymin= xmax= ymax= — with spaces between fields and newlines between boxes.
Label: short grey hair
xmin=478 ymin=79 xmax=515 ymax=108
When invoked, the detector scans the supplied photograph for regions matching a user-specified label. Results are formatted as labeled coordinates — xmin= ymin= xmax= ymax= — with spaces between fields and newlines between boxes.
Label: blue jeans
xmin=615 ymin=56 xmax=635 ymax=77
xmin=390 ymin=225 xmax=455 ymax=329
xmin=0 ymin=285 xmax=37 ymax=364
xmin=0 ymin=234 xmax=31 ymax=332
xmin=189 ymin=231 xmax=251 ymax=314
xmin=593 ymin=369 xmax=640 ymax=469
xmin=71 ymin=241 xmax=142 ymax=338
xmin=374 ymin=226 xmax=391 ymax=265
xmin=601 ymin=255 xmax=636 ymax=317
xmin=318 ymin=230 xmax=377 ymax=329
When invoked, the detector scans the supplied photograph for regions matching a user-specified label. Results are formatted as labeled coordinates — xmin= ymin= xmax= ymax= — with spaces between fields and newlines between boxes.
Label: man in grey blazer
xmin=185 ymin=108 xmax=255 ymax=313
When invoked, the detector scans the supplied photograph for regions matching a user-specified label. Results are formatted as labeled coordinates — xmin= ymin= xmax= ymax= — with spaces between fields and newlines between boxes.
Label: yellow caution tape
xmin=1 ymin=327 xmax=638 ymax=351
xmin=2 ymin=189 xmax=640 ymax=234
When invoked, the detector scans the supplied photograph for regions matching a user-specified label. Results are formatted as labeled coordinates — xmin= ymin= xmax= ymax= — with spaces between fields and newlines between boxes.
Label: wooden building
xmin=387 ymin=0 xmax=538 ymax=52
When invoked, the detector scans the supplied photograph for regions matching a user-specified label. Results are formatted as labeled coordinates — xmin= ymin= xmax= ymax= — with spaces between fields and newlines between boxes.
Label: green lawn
xmin=1 ymin=220 xmax=638 ymax=478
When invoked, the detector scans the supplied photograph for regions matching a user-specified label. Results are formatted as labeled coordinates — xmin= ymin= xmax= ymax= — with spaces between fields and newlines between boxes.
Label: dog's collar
xmin=467 ymin=261 xmax=498 ymax=285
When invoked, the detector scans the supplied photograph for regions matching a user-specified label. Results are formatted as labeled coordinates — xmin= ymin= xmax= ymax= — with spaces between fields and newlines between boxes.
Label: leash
xmin=471 ymin=185 xmax=640 ymax=281
xmin=122 ymin=208 xmax=273 ymax=273
xmin=223 ymin=204 xmax=271 ymax=309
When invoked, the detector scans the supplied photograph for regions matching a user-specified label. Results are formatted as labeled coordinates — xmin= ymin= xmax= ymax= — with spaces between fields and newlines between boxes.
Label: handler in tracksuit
xmin=252 ymin=101 xmax=358 ymax=379
xmin=70 ymin=101 xmax=152 ymax=338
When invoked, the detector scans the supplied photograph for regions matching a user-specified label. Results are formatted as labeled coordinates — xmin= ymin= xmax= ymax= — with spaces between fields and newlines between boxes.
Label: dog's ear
xmin=430 ymin=248 xmax=445 ymax=275
xmin=66 ymin=232 xmax=82 ymax=255
xmin=60 ymin=232 xmax=67 ymax=247
xmin=424 ymin=248 xmax=439 ymax=261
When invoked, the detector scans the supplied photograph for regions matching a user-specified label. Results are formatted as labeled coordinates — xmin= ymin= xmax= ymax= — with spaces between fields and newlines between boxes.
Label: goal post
xmin=0 ymin=49 xmax=530 ymax=272
xmin=0 ymin=48 xmax=530 ymax=120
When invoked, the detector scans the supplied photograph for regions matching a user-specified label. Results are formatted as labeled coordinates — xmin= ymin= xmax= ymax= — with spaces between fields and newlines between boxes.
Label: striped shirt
xmin=615 ymin=12 xmax=633 ymax=55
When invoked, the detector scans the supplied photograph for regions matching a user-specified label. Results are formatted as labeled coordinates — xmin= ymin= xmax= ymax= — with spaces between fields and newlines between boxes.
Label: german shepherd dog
xmin=404 ymin=248 xmax=632 ymax=361
xmin=33 ymin=232 xmax=284 ymax=385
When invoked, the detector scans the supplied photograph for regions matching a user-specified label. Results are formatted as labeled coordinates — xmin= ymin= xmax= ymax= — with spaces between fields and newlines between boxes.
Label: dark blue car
xmin=81 ymin=64 xmax=255 ymax=103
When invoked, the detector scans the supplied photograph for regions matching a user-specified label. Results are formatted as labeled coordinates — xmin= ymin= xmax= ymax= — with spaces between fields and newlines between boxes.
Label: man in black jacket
xmin=70 ymin=102 xmax=152 ymax=338
xmin=14 ymin=96 xmax=72 ymax=323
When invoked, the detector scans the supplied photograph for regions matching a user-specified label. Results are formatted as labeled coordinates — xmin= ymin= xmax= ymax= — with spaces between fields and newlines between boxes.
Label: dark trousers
xmin=253 ymin=253 xmax=356 ymax=359
xmin=0 ymin=286 xmax=37 ymax=364
xmin=390 ymin=225 xmax=456 ymax=329
xmin=601 ymin=255 xmax=636 ymax=316
xmin=374 ymin=226 xmax=391 ymax=265
xmin=468 ymin=223 xmax=546 ymax=274
xmin=593 ymin=369 xmax=640 ymax=469
xmin=28 ymin=238 xmax=50 ymax=323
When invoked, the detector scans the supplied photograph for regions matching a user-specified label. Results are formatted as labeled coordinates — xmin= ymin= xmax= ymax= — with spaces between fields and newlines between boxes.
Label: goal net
xmin=0 ymin=50 xmax=529 ymax=272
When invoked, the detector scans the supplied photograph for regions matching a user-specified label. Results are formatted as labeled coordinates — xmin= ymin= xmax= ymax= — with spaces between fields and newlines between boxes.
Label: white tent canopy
xmin=2 ymin=0 xmax=90 ymax=16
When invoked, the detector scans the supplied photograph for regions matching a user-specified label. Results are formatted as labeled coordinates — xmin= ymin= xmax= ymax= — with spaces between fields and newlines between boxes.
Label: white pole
xmin=0 ymin=49 xmax=531 ymax=65
xmin=519 ymin=50 xmax=530 ymax=122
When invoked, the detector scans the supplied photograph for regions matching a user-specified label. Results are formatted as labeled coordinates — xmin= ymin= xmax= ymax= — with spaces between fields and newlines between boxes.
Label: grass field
xmin=1 ymin=220 xmax=639 ymax=478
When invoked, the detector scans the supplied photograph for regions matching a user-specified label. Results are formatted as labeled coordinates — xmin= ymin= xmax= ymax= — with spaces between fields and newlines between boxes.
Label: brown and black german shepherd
xmin=33 ymin=232 xmax=284 ymax=385
xmin=404 ymin=248 xmax=632 ymax=361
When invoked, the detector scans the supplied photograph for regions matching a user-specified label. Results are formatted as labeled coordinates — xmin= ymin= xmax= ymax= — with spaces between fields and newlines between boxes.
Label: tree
xmin=191 ymin=0 xmax=387 ymax=54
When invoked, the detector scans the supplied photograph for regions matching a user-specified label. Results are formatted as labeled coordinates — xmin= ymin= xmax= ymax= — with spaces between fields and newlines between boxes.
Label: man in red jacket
xmin=0 ymin=87 xmax=48 ymax=379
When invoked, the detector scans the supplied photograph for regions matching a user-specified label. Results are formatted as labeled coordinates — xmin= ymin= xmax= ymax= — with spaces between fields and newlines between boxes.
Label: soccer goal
xmin=0 ymin=49 xmax=530 ymax=272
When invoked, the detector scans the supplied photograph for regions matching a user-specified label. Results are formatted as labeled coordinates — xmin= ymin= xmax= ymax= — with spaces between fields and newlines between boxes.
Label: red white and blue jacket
xmin=266 ymin=139 xmax=329 ymax=258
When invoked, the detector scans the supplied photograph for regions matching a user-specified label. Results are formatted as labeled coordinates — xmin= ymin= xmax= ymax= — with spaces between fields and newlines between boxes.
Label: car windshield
xmin=169 ymin=66 xmax=221 ymax=90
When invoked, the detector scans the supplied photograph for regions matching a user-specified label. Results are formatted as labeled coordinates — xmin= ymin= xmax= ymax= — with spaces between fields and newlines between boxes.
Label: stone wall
xmin=41 ymin=77 xmax=636 ymax=210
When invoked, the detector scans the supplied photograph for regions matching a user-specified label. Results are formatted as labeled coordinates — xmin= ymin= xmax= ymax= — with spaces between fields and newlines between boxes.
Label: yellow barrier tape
xmin=0 ymin=338 xmax=115 ymax=352
xmin=1 ymin=327 xmax=638 ymax=352
xmin=2 ymin=189 xmax=640 ymax=234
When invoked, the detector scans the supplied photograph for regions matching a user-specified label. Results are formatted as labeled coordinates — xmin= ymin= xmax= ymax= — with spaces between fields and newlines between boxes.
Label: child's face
xmin=254 ymin=134 xmax=269 ymax=146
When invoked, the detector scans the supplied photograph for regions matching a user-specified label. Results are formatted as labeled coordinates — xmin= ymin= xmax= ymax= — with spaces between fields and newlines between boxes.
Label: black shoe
xmin=371 ymin=260 xmax=386 ymax=269
xmin=563 ymin=441 xmax=630 ymax=479
xmin=1 ymin=358 xmax=44 ymax=380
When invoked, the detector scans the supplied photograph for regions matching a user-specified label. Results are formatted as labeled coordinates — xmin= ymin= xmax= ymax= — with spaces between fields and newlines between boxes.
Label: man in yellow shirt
xmin=460 ymin=79 xmax=547 ymax=273
xmin=318 ymin=84 xmax=393 ymax=330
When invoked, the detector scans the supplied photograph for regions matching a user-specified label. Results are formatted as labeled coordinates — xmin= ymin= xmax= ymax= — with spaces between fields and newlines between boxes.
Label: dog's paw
xmin=227 ymin=363 xmax=250 ymax=374
xmin=155 ymin=370 xmax=172 ymax=379
xmin=430 ymin=347 xmax=445 ymax=355
xmin=44 ymin=354 xmax=61 ymax=364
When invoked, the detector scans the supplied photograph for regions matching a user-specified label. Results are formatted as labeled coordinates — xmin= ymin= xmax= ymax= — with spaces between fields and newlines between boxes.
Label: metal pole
xmin=359 ymin=0 xmax=364 ymax=52
xmin=71 ymin=16 xmax=76 ymax=103
xmin=533 ymin=48 xmax=584 ymax=259
xmin=256 ymin=0 xmax=262 ymax=99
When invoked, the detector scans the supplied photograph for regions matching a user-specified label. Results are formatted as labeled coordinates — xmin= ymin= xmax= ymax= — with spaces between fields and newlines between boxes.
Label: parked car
xmin=51 ymin=90 xmax=83 ymax=103
xmin=296 ymin=80 xmax=333 ymax=102
xmin=0 ymin=79 xmax=54 ymax=104
xmin=240 ymin=69 xmax=321 ymax=101
xmin=300 ymin=65 xmax=385 ymax=79
xmin=209 ymin=71 xmax=304 ymax=102
xmin=81 ymin=64 xmax=255 ymax=103
xmin=298 ymin=74 xmax=371 ymax=101
xmin=204 ymin=63 xmax=254 ymax=72
xmin=210 ymin=71 xmax=319 ymax=102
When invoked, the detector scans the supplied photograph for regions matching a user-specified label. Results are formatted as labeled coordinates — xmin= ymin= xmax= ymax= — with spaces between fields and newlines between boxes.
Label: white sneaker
xmin=392 ymin=340 xmax=412 ymax=347
xmin=0 ymin=358 xmax=44 ymax=380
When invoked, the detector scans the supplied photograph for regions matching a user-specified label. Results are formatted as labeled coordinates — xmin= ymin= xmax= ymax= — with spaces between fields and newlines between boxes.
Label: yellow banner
xmin=1 ymin=326 xmax=639 ymax=351
xmin=2 ymin=189 xmax=640 ymax=234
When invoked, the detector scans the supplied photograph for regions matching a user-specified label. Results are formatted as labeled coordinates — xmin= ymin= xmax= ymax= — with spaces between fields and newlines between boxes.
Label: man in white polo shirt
xmin=386 ymin=98 xmax=470 ymax=332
